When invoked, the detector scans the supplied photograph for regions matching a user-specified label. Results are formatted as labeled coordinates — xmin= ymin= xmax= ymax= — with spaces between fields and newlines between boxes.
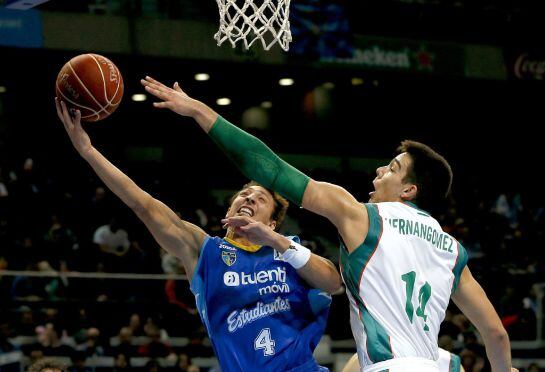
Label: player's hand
xmin=221 ymin=216 xmax=281 ymax=248
xmin=55 ymin=98 xmax=93 ymax=157
xmin=140 ymin=76 xmax=199 ymax=117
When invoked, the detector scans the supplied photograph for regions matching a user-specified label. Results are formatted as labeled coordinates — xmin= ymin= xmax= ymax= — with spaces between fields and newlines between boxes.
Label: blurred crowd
xmin=1 ymin=156 xmax=544 ymax=371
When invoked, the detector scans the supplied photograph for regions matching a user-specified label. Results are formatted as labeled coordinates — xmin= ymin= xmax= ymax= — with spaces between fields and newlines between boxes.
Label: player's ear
xmin=269 ymin=220 xmax=277 ymax=231
xmin=401 ymin=184 xmax=418 ymax=201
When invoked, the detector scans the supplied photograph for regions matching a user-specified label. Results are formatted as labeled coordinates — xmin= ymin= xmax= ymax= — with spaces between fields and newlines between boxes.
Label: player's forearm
xmin=297 ymin=255 xmax=343 ymax=294
xmin=82 ymin=147 xmax=151 ymax=213
xmin=208 ymin=116 xmax=310 ymax=206
xmin=481 ymin=328 xmax=512 ymax=372
xmin=191 ymin=99 xmax=219 ymax=133
xmin=271 ymin=235 xmax=342 ymax=293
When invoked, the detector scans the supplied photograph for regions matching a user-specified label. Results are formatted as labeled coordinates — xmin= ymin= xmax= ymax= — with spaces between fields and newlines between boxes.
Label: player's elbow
xmin=326 ymin=273 xmax=343 ymax=294
xmin=131 ymin=194 xmax=154 ymax=217
xmin=485 ymin=326 xmax=509 ymax=347
xmin=493 ymin=327 xmax=509 ymax=343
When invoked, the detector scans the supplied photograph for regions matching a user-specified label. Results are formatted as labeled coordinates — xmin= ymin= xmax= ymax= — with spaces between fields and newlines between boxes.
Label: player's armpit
xmin=452 ymin=267 xmax=512 ymax=372
xmin=302 ymin=180 xmax=368 ymax=252
xmin=135 ymin=198 xmax=208 ymax=281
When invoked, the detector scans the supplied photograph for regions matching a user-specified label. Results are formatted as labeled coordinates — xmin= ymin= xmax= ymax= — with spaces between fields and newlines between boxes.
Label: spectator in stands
xmin=171 ymin=353 xmax=193 ymax=372
xmin=143 ymin=317 xmax=169 ymax=342
xmin=0 ymin=322 xmax=17 ymax=354
xmin=186 ymin=366 xmax=200 ymax=372
xmin=13 ymin=305 xmax=37 ymax=336
xmin=75 ymin=327 xmax=104 ymax=357
xmin=43 ymin=214 xmax=79 ymax=270
xmin=144 ymin=359 xmax=161 ymax=372
xmin=40 ymin=322 xmax=75 ymax=357
xmin=180 ymin=328 xmax=212 ymax=358
xmin=460 ymin=349 xmax=484 ymax=372
xmin=112 ymin=353 xmax=130 ymax=371
xmin=68 ymin=350 xmax=91 ymax=372
xmin=27 ymin=358 xmax=68 ymax=372
xmin=28 ymin=347 xmax=45 ymax=365
xmin=527 ymin=363 xmax=541 ymax=372
xmin=110 ymin=327 xmax=138 ymax=358
xmin=437 ymin=334 xmax=455 ymax=353
xmin=92 ymin=218 xmax=131 ymax=271
xmin=138 ymin=325 xmax=174 ymax=359
xmin=127 ymin=313 xmax=145 ymax=337
xmin=11 ymin=262 xmax=49 ymax=301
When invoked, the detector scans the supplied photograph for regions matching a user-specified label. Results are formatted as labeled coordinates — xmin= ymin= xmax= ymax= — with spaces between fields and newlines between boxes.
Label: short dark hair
xmin=230 ymin=181 xmax=289 ymax=229
xmin=397 ymin=140 xmax=453 ymax=211
xmin=27 ymin=358 xmax=67 ymax=372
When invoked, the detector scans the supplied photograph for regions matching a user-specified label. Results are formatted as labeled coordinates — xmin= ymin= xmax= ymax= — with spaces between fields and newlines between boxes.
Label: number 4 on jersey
xmin=401 ymin=271 xmax=432 ymax=331
xmin=254 ymin=328 xmax=275 ymax=356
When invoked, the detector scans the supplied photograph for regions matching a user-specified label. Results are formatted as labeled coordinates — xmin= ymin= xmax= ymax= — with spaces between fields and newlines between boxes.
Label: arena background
xmin=1 ymin=0 xmax=544 ymax=371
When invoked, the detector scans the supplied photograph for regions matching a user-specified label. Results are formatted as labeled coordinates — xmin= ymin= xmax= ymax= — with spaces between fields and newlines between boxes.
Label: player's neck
xmin=225 ymin=229 xmax=256 ymax=247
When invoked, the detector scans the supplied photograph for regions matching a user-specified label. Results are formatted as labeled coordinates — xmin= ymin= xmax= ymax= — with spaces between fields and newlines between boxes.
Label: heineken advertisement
xmin=320 ymin=35 xmax=466 ymax=76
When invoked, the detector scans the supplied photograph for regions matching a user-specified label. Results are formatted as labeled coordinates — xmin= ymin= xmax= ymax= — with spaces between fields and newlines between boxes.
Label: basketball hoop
xmin=214 ymin=0 xmax=292 ymax=51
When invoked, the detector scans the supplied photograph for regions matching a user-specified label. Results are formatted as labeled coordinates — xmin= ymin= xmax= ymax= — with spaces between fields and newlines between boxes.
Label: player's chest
xmin=209 ymin=247 xmax=300 ymax=302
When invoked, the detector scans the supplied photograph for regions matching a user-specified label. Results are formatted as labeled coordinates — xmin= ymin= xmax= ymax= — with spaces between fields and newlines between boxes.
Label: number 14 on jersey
xmin=401 ymin=271 xmax=432 ymax=331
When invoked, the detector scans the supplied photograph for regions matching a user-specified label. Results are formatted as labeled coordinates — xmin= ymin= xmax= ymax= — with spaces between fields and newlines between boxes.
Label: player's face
xmin=369 ymin=152 xmax=414 ymax=203
xmin=227 ymin=186 xmax=277 ymax=228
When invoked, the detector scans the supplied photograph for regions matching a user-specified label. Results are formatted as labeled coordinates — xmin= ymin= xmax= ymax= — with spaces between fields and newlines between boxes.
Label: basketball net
xmin=214 ymin=0 xmax=292 ymax=51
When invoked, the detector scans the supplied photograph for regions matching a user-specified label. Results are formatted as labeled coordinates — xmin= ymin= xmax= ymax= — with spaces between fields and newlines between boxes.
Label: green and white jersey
xmin=438 ymin=348 xmax=462 ymax=372
xmin=339 ymin=202 xmax=468 ymax=370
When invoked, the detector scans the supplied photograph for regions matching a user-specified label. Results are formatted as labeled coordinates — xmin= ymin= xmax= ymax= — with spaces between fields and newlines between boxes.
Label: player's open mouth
xmin=237 ymin=206 xmax=254 ymax=217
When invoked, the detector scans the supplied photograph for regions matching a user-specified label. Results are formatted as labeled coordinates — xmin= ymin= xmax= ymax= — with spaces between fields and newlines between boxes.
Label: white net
xmin=214 ymin=0 xmax=292 ymax=51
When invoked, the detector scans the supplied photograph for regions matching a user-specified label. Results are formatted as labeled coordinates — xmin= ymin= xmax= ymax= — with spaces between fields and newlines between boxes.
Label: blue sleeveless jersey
xmin=190 ymin=236 xmax=331 ymax=371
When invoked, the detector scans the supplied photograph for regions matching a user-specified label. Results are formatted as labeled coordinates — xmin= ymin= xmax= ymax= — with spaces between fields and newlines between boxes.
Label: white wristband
xmin=282 ymin=241 xmax=311 ymax=269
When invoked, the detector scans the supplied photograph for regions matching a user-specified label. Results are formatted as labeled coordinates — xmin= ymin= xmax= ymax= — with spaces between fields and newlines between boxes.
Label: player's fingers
xmin=152 ymin=102 xmax=171 ymax=109
xmin=173 ymin=81 xmax=185 ymax=94
xmin=60 ymin=101 xmax=75 ymax=130
xmin=141 ymin=78 xmax=171 ymax=95
xmin=224 ymin=216 xmax=253 ymax=225
xmin=220 ymin=218 xmax=243 ymax=228
xmin=234 ymin=226 xmax=248 ymax=237
xmin=145 ymin=85 xmax=172 ymax=101
xmin=73 ymin=110 xmax=82 ymax=128
xmin=145 ymin=76 xmax=170 ymax=91
xmin=55 ymin=98 xmax=66 ymax=123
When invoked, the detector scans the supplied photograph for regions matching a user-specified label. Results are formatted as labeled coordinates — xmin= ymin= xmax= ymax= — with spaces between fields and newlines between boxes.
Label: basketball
xmin=55 ymin=53 xmax=124 ymax=122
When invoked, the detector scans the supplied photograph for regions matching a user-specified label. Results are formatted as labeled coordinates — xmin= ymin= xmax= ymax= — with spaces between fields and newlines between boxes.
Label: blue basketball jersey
xmin=190 ymin=236 xmax=331 ymax=371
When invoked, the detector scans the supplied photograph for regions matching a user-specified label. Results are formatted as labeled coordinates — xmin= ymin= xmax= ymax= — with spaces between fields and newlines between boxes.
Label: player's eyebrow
xmin=255 ymin=189 xmax=270 ymax=200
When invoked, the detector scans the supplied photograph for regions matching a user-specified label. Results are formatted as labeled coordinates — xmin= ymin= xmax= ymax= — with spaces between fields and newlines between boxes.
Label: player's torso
xmin=191 ymin=236 xmax=330 ymax=372
xmin=340 ymin=202 xmax=463 ymax=369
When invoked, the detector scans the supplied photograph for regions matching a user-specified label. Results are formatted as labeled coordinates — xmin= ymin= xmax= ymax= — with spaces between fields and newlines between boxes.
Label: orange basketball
xmin=55 ymin=54 xmax=124 ymax=122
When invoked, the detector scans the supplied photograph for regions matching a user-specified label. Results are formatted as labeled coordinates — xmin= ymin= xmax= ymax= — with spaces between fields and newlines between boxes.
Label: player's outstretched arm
xmin=222 ymin=216 xmax=342 ymax=293
xmin=452 ymin=267 xmax=513 ymax=372
xmin=141 ymin=77 xmax=367 ymax=251
xmin=55 ymin=98 xmax=207 ymax=280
